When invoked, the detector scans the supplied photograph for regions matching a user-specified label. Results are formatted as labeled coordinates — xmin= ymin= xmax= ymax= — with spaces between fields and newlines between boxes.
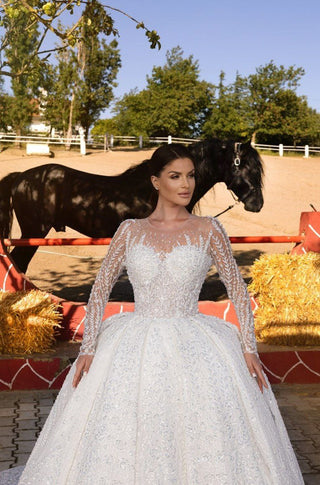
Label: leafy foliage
xmin=203 ymin=61 xmax=320 ymax=145
xmin=74 ymin=5 xmax=121 ymax=136
xmin=202 ymin=72 xmax=250 ymax=139
xmin=44 ymin=49 xmax=78 ymax=135
xmin=2 ymin=5 xmax=46 ymax=134
xmin=0 ymin=0 xmax=160 ymax=78
xmin=112 ymin=47 xmax=214 ymax=137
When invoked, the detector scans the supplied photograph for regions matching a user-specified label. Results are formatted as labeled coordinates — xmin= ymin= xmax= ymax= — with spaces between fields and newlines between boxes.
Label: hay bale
xmin=0 ymin=290 xmax=61 ymax=354
xmin=248 ymin=253 xmax=320 ymax=345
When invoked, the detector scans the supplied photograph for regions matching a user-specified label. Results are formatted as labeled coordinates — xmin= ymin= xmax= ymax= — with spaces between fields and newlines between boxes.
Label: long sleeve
xmin=79 ymin=220 xmax=131 ymax=356
xmin=208 ymin=217 xmax=258 ymax=356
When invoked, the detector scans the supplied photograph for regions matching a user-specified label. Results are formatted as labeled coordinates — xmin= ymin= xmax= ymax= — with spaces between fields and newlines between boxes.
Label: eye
xmin=170 ymin=175 xmax=179 ymax=179
xmin=188 ymin=173 xmax=195 ymax=178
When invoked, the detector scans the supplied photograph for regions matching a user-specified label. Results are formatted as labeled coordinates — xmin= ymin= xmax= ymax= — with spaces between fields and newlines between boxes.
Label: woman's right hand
xmin=72 ymin=354 xmax=94 ymax=388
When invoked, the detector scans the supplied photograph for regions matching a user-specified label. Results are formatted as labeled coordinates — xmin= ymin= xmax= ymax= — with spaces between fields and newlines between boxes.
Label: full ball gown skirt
xmin=0 ymin=217 xmax=303 ymax=484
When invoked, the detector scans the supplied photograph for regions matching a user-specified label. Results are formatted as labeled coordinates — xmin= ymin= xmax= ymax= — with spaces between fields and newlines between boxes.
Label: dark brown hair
xmin=148 ymin=144 xmax=195 ymax=177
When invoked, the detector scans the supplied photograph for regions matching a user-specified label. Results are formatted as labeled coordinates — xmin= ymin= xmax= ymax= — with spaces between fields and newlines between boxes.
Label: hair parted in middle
xmin=148 ymin=143 xmax=195 ymax=178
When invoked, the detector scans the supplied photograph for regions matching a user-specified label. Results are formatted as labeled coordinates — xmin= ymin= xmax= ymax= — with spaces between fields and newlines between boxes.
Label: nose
xmin=181 ymin=176 xmax=190 ymax=188
xmin=244 ymin=190 xmax=264 ymax=212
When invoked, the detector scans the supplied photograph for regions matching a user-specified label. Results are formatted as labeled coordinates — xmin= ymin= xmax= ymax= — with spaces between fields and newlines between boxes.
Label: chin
xmin=176 ymin=199 xmax=192 ymax=207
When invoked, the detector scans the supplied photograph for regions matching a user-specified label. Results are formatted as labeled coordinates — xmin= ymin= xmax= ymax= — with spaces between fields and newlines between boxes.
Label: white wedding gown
xmin=0 ymin=216 xmax=303 ymax=484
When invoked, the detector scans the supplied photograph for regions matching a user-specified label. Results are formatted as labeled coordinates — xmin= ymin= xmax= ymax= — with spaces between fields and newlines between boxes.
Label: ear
xmin=150 ymin=175 xmax=159 ymax=190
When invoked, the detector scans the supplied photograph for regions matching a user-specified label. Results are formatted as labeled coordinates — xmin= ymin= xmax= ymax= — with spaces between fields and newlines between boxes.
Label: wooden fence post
xmin=304 ymin=145 xmax=309 ymax=158
xmin=168 ymin=135 xmax=172 ymax=144
xmin=139 ymin=135 xmax=143 ymax=149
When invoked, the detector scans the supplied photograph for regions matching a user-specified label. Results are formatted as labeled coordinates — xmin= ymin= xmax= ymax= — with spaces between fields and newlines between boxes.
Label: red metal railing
xmin=2 ymin=235 xmax=303 ymax=247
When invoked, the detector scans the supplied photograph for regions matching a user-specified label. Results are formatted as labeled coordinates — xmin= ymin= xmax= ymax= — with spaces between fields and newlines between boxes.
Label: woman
xmin=1 ymin=144 xmax=303 ymax=484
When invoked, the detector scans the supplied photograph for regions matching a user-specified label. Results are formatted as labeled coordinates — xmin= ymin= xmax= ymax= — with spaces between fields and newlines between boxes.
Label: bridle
xmin=214 ymin=142 xmax=242 ymax=217
xmin=214 ymin=142 xmax=259 ymax=218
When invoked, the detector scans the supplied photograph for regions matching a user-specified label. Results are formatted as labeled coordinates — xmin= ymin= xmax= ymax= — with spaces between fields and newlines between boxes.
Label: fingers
xmin=244 ymin=353 xmax=268 ymax=394
xmin=72 ymin=355 xmax=94 ymax=388
xmin=252 ymin=365 xmax=268 ymax=393
xmin=72 ymin=366 xmax=81 ymax=388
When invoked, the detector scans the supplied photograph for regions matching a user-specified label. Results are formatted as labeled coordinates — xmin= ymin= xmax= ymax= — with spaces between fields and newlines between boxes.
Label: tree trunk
xmin=15 ymin=127 xmax=22 ymax=149
xmin=65 ymin=92 xmax=75 ymax=150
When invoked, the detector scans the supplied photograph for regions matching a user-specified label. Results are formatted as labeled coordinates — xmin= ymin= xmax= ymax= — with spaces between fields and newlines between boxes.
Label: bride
xmin=1 ymin=144 xmax=303 ymax=484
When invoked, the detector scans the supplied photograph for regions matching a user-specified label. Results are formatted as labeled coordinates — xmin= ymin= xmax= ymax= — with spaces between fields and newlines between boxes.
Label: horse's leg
xmin=10 ymin=226 xmax=50 ymax=274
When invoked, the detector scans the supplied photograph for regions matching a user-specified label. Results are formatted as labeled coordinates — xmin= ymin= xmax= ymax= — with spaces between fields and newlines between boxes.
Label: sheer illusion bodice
xmin=80 ymin=216 xmax=257 ymax=356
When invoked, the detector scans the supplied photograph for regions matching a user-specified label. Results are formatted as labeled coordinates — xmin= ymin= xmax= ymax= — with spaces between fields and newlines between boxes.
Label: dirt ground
xmin=0 ymin=146 xmax=319 ymax=302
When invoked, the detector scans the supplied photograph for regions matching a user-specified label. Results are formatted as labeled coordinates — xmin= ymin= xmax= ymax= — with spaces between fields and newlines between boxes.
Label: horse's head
xmin=222 ymin=141 xmax=264 ymax=212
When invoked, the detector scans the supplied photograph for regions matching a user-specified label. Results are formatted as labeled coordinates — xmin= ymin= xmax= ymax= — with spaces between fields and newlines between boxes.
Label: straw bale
xmin=0 ymin=290 xmax=61 ymax=354
xmin=248 ymin=253 xmax=320 ymax=345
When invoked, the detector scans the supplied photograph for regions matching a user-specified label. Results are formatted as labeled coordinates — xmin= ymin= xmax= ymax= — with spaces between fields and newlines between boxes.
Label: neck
xmin=150 ymin=200 xmax=190 ymax=222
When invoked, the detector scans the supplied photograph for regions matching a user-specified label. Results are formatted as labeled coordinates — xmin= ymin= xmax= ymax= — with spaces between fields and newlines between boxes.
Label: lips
xmin=178 ymin=193 xmax=191 ymax=197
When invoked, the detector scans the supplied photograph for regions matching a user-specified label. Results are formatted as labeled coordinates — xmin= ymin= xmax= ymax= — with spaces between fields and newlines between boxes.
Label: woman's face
xmin=151 ymin=157 xmax=195 ymax=207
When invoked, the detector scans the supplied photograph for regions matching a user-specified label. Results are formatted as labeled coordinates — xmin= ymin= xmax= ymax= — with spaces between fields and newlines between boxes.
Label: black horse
xmin=0 ymin=139 xmax=264 ymax=272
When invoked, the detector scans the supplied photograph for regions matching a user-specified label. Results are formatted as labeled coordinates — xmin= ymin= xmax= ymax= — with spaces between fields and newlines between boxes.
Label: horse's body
xmin=0 ymin=139 xmax=264 ymax=272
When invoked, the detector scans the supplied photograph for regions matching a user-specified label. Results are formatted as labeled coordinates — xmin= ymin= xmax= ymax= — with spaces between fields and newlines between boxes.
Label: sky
xmin=2 ymin=0 xmax=320 ymax=117
xmin=100 ymin=0 xmax=320 ymax=116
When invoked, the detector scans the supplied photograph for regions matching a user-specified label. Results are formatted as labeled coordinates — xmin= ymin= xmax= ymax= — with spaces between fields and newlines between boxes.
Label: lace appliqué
xmin=79 ymin=220 xmax=132 ymax=355
xmin=208 ymin=217 xmax=258 ymax=355
xmin=79 ymin=216 xmax=258 ymax=357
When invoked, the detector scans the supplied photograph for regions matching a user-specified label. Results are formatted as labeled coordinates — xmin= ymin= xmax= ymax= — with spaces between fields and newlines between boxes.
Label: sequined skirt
xmin=1 ymin=312 xmax=303 ymax=484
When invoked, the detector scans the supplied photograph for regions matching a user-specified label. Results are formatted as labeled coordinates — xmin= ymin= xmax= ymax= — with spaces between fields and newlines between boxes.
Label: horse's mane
xmin=240 ymin=142 xmax=264 ymax=187
xmin=191 ymin=138 xmax=264 ymax=186
xmin=120 ymin=159 xmax=150 ymax=180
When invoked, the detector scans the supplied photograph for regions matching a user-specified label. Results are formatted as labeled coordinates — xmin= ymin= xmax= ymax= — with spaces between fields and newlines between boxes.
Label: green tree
xmin=91 ymin=118 xmax=121 ymax=136
xmin=73 ymin=5 xmax=121 ymax=137
xmin=203 ymin=61 xmax=313 ymax=144
xmin=256 ymin=90 xmax=320 ymax=146
xmin=0 ymin=1 xmax=160 ymax=79
xmin=202 ymin=71 xmax=250 ymax=139
xmin=111 ymin=47 xmax=213 ymax=137
xmin=45 ymin=10 xmax=121 ymax=139
xmin=3 ymin=6 xmax=45 ymax=137
xmin=44 ymin=49 xmax=78 ymax=136
xmin=110 ymin=89 xmax=151 ymax=137
xmin=245 ymin=60 xmax=305 ymax=142
xmin=0 ymin=78 xmax=9 ymax=130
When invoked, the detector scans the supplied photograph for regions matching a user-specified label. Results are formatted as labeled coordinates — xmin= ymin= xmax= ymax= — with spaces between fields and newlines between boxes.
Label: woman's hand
xmin=72 ymin=354 xmax=94 ymax=388
xmin=244 ymin=352 xmax=268 ymax=393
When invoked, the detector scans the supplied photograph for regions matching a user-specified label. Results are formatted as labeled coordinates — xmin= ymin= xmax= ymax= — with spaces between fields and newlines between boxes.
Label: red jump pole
xmin=2 ymin=235 xmax=303 ymax=247
xmin=2 ymin=238 xmax=113 ymax=247
xmin=229 ymin=235 xmax=303 ymax=244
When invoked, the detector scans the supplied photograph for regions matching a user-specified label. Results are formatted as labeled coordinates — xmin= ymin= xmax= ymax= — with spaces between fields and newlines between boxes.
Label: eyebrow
xmin=168 ymin=169 xmax=195 ymax=174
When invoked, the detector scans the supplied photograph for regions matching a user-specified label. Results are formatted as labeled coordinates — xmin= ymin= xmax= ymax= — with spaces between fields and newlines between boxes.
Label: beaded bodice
xmin=79 ymin=216 xmax=258 ymax=356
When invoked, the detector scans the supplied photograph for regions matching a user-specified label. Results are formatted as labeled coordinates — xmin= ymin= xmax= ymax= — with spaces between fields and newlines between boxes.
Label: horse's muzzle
xmin=243 ymin=190 xmax=264 ymax=212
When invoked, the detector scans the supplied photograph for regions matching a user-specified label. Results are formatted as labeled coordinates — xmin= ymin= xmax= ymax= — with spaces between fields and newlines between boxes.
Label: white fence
xmin=0 ymin=133 xmax=200 ymax=154
xmin=0 ymin=133 xmax=82 ymax=146
xmin=1 ymin=132 xmax=319 ymax=158
xmin=0 ymin=132 xmax=86 ymax=155
xmin=253 ymin=143 xmax=320 ymax=158
xmin=90 ymin=134 xmax=200 ymax=149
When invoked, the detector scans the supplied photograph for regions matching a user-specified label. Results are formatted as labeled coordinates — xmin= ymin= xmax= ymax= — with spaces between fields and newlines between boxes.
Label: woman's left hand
xmin=244 ymin=352 xmax=268 ymax=393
